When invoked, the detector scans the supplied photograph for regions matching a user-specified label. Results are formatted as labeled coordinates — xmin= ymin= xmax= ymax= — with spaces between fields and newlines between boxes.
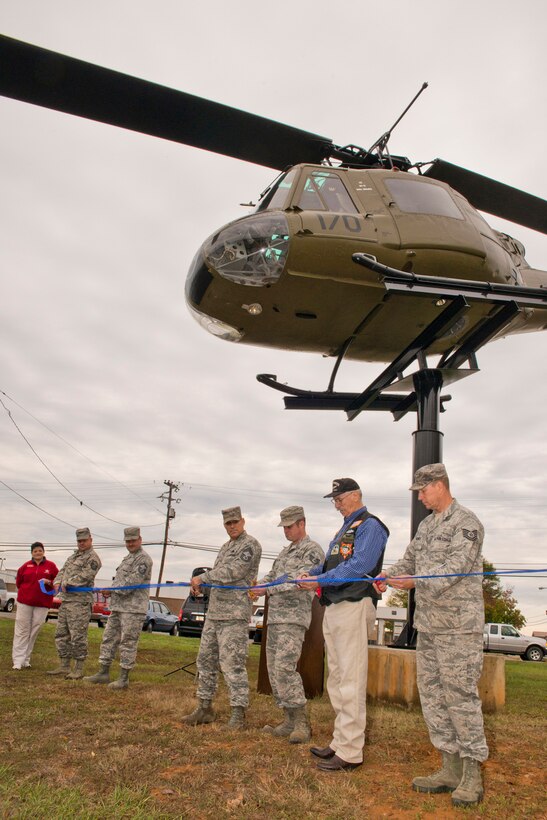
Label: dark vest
xmin=320 ymin=511 xmax=389 ymax=607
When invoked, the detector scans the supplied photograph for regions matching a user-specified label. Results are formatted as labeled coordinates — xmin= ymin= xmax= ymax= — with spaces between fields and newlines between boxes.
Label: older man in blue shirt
xmin=298 ymin=478 xmax=389 ymax=771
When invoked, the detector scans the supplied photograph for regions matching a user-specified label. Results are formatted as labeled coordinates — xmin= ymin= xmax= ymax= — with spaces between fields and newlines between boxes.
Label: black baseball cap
xmin=324 ymin=478 xmax=360 ymax=498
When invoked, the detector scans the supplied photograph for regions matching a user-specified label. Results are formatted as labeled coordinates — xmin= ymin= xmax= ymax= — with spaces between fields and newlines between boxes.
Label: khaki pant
xmin=12 ymin=602 xmax=49 ymax=668
xmin=322 ymin=597 xmax=375 ymax=764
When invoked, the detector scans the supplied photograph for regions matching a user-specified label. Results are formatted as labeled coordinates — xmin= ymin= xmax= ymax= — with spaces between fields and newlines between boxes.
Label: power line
xmin=0 ymin=394 xmax=142 ymax=526
xmin=0 ymin=478 xmax=79 ymax=529
xmin=0 ymin=388 xmax=164 ymax=515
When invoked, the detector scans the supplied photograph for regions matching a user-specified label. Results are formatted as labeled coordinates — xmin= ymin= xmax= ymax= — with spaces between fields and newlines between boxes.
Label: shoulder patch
xmin=462 ymin=529 xmax=478 ymax=542
xmin=138 ymin=563 xmax=148 ymax=576
xmin=240 ymin=547 xmax=253 ymax=563
xmin=90 ymin=560 xmax=99 ymax=570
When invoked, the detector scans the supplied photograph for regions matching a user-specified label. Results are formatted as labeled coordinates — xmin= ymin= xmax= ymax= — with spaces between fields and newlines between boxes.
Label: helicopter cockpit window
xmin=297 ymin=171 xmax=358 ymax=213
xmin=256 ymin=168 xmax=298 ymax=212
xmin=385 ymin=178 xmax=464 ymax=219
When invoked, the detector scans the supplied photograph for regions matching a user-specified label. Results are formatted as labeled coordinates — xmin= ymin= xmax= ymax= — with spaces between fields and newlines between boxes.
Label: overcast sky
xmin=1 ymin=1 xmax=546 ymax=629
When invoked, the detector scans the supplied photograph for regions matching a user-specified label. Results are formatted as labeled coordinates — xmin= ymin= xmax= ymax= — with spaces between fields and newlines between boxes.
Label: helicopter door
xmin=294 ymin=169 xmax=377 ymax=243
xmin=377 ymin=175 xmax=487 ymax=258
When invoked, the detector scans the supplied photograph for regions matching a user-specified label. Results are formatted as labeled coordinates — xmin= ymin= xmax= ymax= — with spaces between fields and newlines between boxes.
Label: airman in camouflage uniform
xmin=182 ymin=507 xmax=261 ymax=728
xmin=377 ymin=464 xmax=488 ymax=808
xmin=255 ymin=506 xmax=324 ymax=743
xmin=84 ymin=526 xmax=153 ymax=690
xmin=47 ymin=527 xmax=102 ymax=680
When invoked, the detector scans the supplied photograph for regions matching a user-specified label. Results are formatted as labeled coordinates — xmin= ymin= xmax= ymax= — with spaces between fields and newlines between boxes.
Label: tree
xmin=386 ymin=559 xmax=526 ymax=629
xmin=482 ymin=559 xmax=525 ymax=629
xmin=386 ymin=588 xmax=409 ymax=609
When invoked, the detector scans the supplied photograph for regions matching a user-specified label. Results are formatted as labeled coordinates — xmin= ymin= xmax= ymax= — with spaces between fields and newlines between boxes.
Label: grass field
xmin=0 ymin=619 xmax=545 ymax=819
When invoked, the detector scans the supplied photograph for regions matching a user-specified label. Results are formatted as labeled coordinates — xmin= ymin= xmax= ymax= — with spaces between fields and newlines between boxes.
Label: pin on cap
xmin=323 ymin=478 xmax=360 ymax=498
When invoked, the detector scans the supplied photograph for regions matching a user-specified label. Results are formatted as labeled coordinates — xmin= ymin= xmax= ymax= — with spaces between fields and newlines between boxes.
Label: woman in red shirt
xmin=12 ymin=542 xmax=58 ymax=670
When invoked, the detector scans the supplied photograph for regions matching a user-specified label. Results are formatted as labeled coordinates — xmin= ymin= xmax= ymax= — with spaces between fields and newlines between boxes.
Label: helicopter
xmin=2 ymin=35 xmax=547 ymax=380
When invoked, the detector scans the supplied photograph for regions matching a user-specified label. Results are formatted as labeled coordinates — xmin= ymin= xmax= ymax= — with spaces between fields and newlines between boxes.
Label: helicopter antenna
xmin=361 ymin=82 xmax=429 ymax=166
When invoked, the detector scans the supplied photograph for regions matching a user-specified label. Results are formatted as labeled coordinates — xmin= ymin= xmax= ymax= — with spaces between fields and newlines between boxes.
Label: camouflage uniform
xmin=262 ymin=535 xmax=324 ymax=708
xmin=387 ymin=499 xmax=488 ymax=762
xmin=196 ymin=531 xmax=261 ymax=707
xmin=98 ymin=548 xmax=153 ymax=670
xmin=54 ymin=548 xmax=102 ymax=661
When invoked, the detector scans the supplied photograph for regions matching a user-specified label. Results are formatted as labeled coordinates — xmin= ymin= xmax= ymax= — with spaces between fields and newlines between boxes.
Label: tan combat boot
xmin=262 ymin=707 xmax=295 ymax=737
xmin=227 ymin=706 xmax=246 ymax=728
xmin=66 ymin=659 xmax=85 ymax=680
xmin=84 ymin=664 xmax=111 ymax=684
xmin=108 ymin=668 xmax=130 ymax=690
xmin=412 ymin=752 xmax=463 ymax=793
xmin=289 ymin=706 xmax=311 ymax=744
xmin=451 ymin=758 xmax=484 ymax=807
xmin=46 ymin=657 xmax=71 ymax=676
xmin=182 ymin=699 xmax=216 ymax=725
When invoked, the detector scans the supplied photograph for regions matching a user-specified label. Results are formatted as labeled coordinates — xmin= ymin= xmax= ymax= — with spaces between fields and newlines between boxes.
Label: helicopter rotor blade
xmin=0 ymin=35 xmax=332 ymax=170
xmin=424 ymin=159 xmax=547 ymax=235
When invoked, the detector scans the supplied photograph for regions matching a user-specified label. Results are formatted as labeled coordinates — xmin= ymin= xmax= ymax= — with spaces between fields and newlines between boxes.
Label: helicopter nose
xmin=202 ymin=212 xmax=290 ymax=286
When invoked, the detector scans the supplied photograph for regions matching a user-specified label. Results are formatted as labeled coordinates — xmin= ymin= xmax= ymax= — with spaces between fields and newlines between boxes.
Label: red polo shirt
xmin=16 ymin=558 xmax=59 ymax=607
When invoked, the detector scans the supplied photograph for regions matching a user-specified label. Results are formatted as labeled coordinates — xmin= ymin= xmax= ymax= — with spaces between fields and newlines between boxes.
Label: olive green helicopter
xmin=2 ymin=35 xmax=547 ymax=417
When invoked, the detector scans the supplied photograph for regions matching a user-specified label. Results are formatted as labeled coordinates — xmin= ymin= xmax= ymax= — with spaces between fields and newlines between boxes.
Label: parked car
xmin=143 ymin=600 xmax=179 ymax=635
xmin=178 ymin=566 xmax=212 ymax=637
xmin=249 ymin=606 xmax=264 ymax=639
xmin=46 ymin=595 xmax=62 ymax=621
xmin=46 ymin=591 xmax=110 ymax=627
xmin=178 ymin=594 xmax=208 ymax=637
xmin=253 ymin=613 xmax=264 ymax=644
xmin=0 ymin=579 xmax=16 ymax=612
xmin=91 ymin=593 xmax=111 ymax=628
xmin=483 ymin=622 xmax=546 ymax=661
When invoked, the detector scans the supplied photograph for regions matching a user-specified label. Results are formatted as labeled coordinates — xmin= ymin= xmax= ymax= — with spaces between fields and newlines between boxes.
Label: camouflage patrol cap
xmin=222 ymin=506 xmax=242 ymax=524
xmin=409 ymin=463 xmax=448 ymax=490
xmin=278 ymin=505 xmax=305 ymax=527
xmin=124 ymin=526 xmax=141 ymax=540
xmin=75 ymin=527 xmax=91 ymax=540
xmin=323 ymin=478 xmax=360 ymax=498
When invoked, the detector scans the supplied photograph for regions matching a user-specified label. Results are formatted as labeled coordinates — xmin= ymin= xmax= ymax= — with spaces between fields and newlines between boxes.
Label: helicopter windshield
xmin=385 ymin=177 xmax=463 ymax=219
xmin=256 ymin=168 xmax=298 ymax=211
xmin=297 ymin=171 xmax=358 ymax=213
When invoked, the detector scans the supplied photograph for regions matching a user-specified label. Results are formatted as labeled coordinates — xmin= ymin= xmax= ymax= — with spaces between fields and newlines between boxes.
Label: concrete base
xmin=367 ymin=646 xmax=505 ymax=712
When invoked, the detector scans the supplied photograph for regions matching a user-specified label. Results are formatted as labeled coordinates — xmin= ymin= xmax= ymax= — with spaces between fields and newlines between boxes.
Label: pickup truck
xmin=483 ymin=623 xmax=546 ymax=662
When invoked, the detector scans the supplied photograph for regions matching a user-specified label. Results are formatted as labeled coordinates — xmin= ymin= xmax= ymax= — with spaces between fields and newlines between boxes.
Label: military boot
xmin=84 ymin=664 xmax=111 ymax=684
xmin=289 ymin=706 xmax=311 ymax=744
xmin=65 ymin=659 xmax=85 ymax=680
xmin=412 ymin=752 xmax=463 ymax=793
xmin=108 ymin=668 xmax=130 ymax=690
xmin=227 ymin=706 xmax=246 ymax=729
xmin=451 ymin=758 xmax=484 ymax=807
xmin=182 ymin=699 xmax=216 ymax=725
xmin=262 ymin=708 xmax=295 ymax=737
xmin=46 ymin=657 xmax=71 ymax=676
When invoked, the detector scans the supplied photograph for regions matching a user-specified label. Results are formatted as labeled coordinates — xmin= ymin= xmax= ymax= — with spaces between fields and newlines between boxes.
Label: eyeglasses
xmin=331 ymin=491 xmax=354 ymax=505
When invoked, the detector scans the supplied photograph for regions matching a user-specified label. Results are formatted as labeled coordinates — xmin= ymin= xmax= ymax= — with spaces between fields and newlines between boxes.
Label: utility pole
xmin=155 ymin=479 xmax=180 ymax=598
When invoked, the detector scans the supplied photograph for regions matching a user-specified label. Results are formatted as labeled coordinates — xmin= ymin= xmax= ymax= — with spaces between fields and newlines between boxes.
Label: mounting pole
xmin=156 ymin=480 xmax=180 ymax=597
xmin=395 ymin=368 xmax=444 ymax=647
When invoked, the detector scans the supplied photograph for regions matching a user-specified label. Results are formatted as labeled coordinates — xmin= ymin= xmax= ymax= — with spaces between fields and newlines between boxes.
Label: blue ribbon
xmin=39 ymin=567 xmax=546 ymax=596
